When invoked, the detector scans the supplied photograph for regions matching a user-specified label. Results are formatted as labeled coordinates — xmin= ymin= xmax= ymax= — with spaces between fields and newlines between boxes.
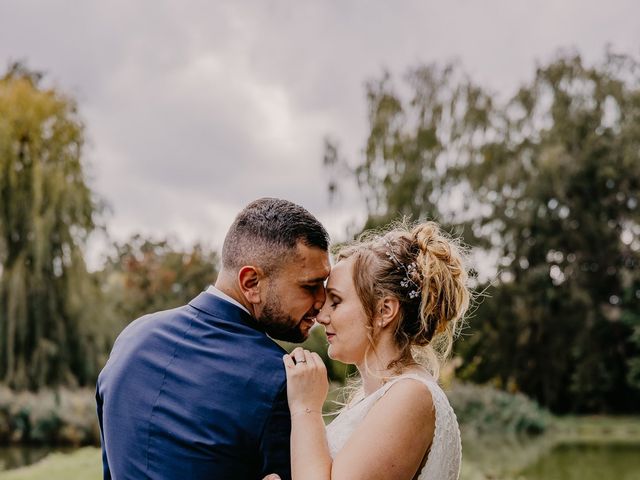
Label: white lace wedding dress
xmin=326 ymin=373 xmax=461 ymax=480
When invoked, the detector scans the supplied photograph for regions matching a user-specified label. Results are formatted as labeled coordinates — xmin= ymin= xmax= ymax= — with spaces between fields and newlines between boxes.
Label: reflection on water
xmin=0 ymin=446 xmax=71 ymax=471
xmin=519 ymin=442 xmax=640 ymax=480
xmin=462 ymin=432 xmax=557 ymax=478
xmin=461 ymin=434 xmax=640 ymax=480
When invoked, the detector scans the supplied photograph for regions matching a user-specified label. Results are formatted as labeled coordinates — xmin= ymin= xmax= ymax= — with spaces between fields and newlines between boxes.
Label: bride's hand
xmin=283 ymin=347 xmax=328 ymax=414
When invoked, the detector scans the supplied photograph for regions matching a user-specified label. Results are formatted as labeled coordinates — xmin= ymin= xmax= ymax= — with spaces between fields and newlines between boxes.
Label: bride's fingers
xmin=303 ymin=349 xmax=314 ymax=367
xmin=283 ymin=354 xmax=296 ymax=369
xmin=292 ymin=347 xmax=306 ymax=364
xmin=304 ymin=350 xmax=319 ymax=369
xmin=310 ymin=351 xmax=325 ymax=370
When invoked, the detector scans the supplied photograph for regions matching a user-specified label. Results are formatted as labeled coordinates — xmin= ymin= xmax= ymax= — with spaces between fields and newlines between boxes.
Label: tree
xmin=100 ymin=235 xmax=219 ymax=328
xmin=458 ymin=52 xmax=640 ymax=413
xmin=326 ymin=63 xmax=493 ymax=233
xmin=0 ymin=63 xmax=104 ymax=389
xmin=328 ymin=51 xmax=640 ymax=413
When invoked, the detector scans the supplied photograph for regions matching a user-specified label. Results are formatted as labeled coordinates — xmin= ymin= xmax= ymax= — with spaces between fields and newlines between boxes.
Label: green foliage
xmin=336 ymin=63 xmax=494 ymax=231
xmin=0 ymin=63 xmax=105 ymax=390
xmin=448 ymin=382 xmax=551 ymax=435
xmin=457 ymin=52 xmax=640 ymax=413
xmin=622 ymin=285 xmax=640 ymax=391
xmin=0 ymin=386 xmax=100 ymax=446
xmin=0 ymin=64 xmax=220 ymax=391
xmin=99 ymin=235 xmax=219 ymax=330
xmin=328 ymin=50 xmax=640 ymax=413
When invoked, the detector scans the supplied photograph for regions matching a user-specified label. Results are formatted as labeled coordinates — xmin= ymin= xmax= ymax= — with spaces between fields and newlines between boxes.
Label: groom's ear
xmin=238 ymin=265 xmax=264 ymax=305
xmin=378 ymin=296 xmax=400 ymax=328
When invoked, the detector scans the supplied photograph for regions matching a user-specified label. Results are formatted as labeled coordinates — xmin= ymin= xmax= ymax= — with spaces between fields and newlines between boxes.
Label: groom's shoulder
xmin=107 ymin=300 xmax=288 ymax=385
xmin=116 ymin=303 xmax=190 ymax=337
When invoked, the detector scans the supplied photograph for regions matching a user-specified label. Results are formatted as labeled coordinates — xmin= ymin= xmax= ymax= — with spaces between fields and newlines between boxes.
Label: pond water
xmin=461 ymin=435 xmax=640 ymax=480
xmin=518 ymin=442 xmax=640 ymax=480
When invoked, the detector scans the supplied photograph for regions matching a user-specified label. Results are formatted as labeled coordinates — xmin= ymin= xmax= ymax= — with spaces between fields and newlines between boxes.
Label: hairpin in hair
xmin=383 ymin=238 xmax=421 ymax=299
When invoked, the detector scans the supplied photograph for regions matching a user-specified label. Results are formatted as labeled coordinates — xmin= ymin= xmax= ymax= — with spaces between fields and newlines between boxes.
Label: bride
xmin=269 ymin=221 xmax=470 ymax=480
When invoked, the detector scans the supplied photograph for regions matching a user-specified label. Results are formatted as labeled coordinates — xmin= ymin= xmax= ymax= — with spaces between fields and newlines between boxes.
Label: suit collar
xmin=188 ymin=291 xmax=265 ymax=332
xmin=205 ymin=285 xmax=251 ymax=315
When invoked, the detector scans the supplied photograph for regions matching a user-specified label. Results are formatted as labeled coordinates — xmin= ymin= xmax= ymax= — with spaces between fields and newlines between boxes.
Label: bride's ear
xmin=377 ymin=296 xmax=400 ymax=329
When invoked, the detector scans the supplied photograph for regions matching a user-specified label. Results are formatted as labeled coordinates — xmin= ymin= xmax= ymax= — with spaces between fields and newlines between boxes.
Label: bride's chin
xmin=327 ymin=347 xmax=341 ymax=362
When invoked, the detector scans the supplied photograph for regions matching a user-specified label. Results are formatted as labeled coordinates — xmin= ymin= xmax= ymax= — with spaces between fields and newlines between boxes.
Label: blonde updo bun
xmin=337 ymin=220 xmax=471 ymax=378
xmin=411 ymin=222 xmax=469 ymax=362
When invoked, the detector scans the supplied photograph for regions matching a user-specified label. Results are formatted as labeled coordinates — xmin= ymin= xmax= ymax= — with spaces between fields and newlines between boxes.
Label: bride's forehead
xmin=328 ymin=257 xmax=355 ymax=283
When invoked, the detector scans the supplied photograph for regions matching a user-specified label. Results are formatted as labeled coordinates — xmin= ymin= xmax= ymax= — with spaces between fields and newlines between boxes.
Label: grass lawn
xmin=0 ymin=448 xmax=101 ymax=480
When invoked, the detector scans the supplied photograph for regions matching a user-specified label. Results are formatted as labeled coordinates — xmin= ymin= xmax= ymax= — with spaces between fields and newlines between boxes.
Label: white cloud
xmin=1 ymin=0 xmax=638 ymax=269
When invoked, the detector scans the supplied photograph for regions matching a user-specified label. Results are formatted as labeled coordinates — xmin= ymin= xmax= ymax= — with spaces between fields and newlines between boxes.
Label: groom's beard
xmin=259 ymin=293 xmax=309 ymax=343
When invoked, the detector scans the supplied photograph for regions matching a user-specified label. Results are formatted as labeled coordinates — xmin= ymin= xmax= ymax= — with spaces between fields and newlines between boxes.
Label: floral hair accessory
xmin=383 ymin=238 xmax=421 ymax=299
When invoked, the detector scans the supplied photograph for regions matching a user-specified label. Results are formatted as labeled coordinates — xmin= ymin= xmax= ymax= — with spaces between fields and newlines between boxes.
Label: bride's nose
xmin=316 ymin=304 xmax=330 ymax=325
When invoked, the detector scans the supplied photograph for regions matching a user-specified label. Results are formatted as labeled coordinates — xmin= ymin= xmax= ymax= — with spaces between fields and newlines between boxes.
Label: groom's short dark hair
xmin=222 ymin=198 xmax=329 ymax=274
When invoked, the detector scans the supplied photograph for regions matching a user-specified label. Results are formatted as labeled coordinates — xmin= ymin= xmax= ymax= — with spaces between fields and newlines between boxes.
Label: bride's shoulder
xmin=377 ymin=375 xmax=434 ymax=418
xmin=383 ymin=369 xmax=439 ymax=394
xmin=329 ymin=375 xmax=437 ymax=478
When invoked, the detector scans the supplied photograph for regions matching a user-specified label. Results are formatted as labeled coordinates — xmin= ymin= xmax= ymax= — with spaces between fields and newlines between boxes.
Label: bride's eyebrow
xmin=326 ymin=287 xmax=342 ymax=296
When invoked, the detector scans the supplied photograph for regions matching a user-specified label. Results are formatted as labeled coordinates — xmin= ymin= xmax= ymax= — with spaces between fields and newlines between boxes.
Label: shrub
xmin=447 ymin=382 xmax=553 ymax=435
xmin=0 ymin=387 xmax=99 ymax=446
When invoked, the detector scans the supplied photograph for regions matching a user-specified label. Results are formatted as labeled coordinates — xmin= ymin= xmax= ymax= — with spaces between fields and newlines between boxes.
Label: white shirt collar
xmin=205 ymin=285 xmax=251 ymax=316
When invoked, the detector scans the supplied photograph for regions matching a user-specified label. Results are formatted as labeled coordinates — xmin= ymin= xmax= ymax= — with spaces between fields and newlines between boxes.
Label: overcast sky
xmin=1 ymin=0 xmax=638 ymax=266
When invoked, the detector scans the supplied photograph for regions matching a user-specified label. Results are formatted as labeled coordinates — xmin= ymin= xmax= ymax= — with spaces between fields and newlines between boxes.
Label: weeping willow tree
xmin=0 ymin=63 xmax=103 ymax=390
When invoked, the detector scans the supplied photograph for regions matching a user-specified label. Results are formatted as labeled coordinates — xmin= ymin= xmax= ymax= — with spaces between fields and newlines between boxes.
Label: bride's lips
xmin=326 ymin=332 xmax=336 ymax=343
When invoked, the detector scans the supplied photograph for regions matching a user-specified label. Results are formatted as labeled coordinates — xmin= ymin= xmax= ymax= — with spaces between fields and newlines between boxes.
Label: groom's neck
xmin=214 ymin=271 xmax=255 ymax=316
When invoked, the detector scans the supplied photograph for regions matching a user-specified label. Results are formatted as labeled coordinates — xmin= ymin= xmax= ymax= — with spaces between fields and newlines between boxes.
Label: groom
xmin=96 ymin=198 xmax=330 ymax=479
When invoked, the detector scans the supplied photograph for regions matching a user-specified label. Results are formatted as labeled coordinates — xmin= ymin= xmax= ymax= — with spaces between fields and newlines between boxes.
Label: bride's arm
xmin=283 ymin=348 xmax=332 ymax=480
xmin=284 ymin=347 xmax=436 ymax=480
xmin=330 ymin=379 xmax=435 ymax=479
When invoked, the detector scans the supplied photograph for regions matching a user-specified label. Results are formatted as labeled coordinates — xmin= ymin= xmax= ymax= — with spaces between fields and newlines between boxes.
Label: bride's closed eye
xmin=329 ymin=296 xmax=341 ymax=309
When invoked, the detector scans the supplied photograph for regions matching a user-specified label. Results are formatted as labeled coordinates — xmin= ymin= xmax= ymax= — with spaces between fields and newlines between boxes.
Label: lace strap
xmin=349 ymin=373 xmax=439 ymax=410
xmin=380 ymin=373 xmax=438 ymax=395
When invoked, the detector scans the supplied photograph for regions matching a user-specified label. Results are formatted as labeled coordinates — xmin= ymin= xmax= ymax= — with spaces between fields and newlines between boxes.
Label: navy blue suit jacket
xmin=96 ymin=292 xmax=292 ymax=480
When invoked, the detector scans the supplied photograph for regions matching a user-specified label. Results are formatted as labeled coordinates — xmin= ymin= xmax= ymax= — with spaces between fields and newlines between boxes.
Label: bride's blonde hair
xmin=336 ymin=220 xmax=471 ymax=383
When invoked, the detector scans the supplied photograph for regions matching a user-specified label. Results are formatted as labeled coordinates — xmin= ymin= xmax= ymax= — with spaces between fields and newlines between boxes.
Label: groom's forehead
xmin=286 ymin=243 xmax=330 ymax=273
xmin=290 ymin=262 xmax=330 ymax=283
xmin=284 ymin=268 xmax=330 ymax=287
